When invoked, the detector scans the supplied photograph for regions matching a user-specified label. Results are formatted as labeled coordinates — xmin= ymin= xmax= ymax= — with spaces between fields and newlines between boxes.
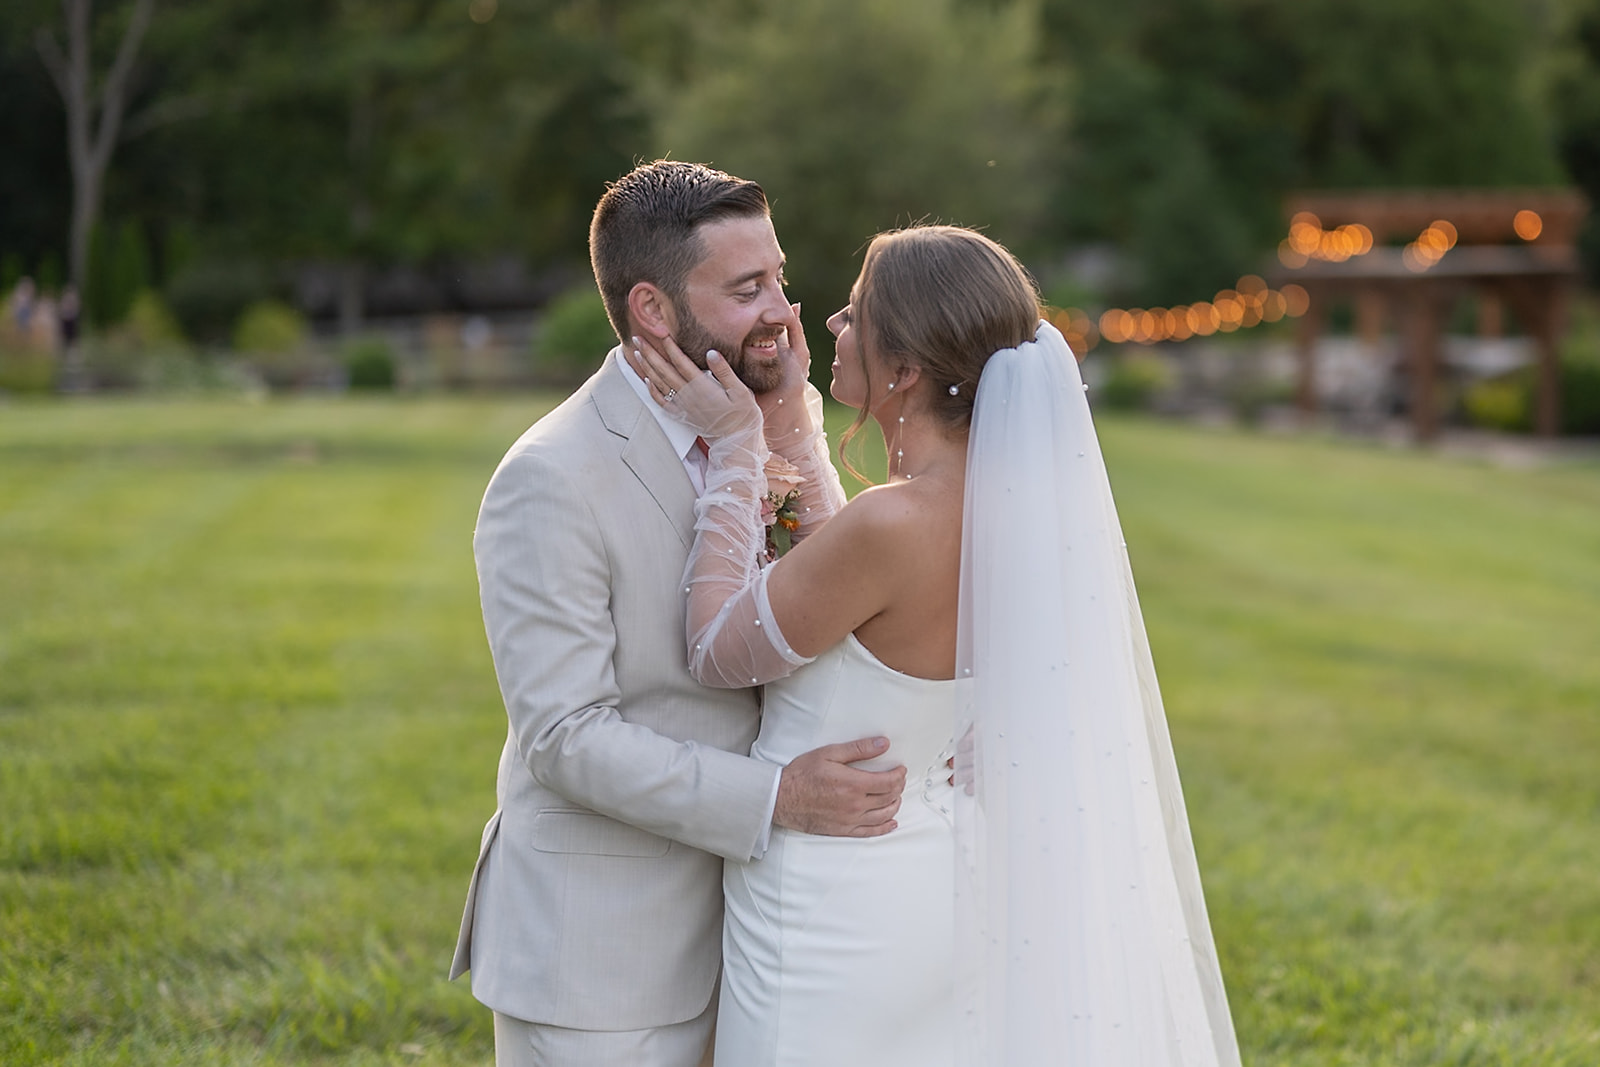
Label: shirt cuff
xmin=751 ymin=762 xmax=783 ymax=858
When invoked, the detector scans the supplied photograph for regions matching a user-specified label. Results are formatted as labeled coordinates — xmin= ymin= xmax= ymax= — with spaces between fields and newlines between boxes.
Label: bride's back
xmin=845 ymin=455 xmax=967 ymax=681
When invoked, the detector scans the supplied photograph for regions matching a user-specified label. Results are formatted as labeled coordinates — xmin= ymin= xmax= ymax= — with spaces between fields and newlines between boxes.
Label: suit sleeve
xmin=474 ymin=448 xmax=779 ymax=862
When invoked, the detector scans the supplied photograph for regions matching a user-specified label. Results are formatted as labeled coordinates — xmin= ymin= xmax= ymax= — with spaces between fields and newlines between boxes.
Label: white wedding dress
xmin=715 ymin=633 xmax=967 ymax=1067
xmin=670 ymin=322 xmax=1240 ymax=1066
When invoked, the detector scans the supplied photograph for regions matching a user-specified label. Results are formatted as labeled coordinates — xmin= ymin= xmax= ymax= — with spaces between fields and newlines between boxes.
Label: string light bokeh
xmin=1055 ymin=203 xmax=1551 ymax=355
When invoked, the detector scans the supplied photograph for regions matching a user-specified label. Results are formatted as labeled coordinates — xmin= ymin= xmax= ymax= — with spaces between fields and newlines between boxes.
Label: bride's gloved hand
xmin=754 ymin=304 xmax=847 ymax=543
xmin=626 ymin=333 xmax=762 ymax=443
xmin=626 ymin=331 xmax=807 ymax=689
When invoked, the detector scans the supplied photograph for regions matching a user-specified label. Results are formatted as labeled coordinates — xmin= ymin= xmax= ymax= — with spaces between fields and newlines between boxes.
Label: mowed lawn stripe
xmin=1 ymin=397 xmax=1597 ymax=1064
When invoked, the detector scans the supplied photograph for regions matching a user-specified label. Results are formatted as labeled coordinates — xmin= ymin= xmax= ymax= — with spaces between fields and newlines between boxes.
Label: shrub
xmin=343 ymin=337 xmax=397 ymax=390
xmin=166 ymin=261 xmax=271 ymax=344
xmin=1459 ymin=354 xmax=1600 ymax=436
xmin=1462 ymin=377 xmax=1530 ymax=432
xmin=531 ymin=288 xmax=617 ymax=383
xmin=1560 ymin=356 xmax=1600 ymax=435
xmin=0 ymin=347 xmax=54 ymax=394
xmin=234 ymin=300 xmax=307 ymax=354
xmin=234 ymin=300 xmax=323 ymax=391
xmin=1097 ymin=353 xmax=1171 ymax=411
xmin=122 ymin=290 xmax=186 ymax=348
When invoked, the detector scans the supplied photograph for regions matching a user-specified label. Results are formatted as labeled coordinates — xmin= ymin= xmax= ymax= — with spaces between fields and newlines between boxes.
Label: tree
xmin=1040 ymin=0 xmax=1567 ymax=306
xmin=33 ymin=0 xmax=155 ymax=303
xmin=1551 ymin=0 xmax=1600 ymax=282
xmin=661 ymin=0 xmax=1065 ymax=335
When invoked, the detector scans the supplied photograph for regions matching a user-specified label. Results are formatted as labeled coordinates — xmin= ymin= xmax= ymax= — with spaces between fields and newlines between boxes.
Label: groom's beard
xmin=672 ymin=306 xmax=785 ymax=394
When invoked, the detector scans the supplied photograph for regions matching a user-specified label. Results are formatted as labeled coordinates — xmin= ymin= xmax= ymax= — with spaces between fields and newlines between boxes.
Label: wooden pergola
xmin=1270 ymin=189 xmax=1588 ymax=440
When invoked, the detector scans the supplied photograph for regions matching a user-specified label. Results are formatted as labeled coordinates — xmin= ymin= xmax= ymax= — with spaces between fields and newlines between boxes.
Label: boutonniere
xmin=762 ymin=453 xmax=805 ymax=561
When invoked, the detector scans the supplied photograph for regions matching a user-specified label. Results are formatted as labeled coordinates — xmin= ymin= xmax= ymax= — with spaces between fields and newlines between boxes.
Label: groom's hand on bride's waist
xmin=774 ymin=737 xmax=905 ymax=838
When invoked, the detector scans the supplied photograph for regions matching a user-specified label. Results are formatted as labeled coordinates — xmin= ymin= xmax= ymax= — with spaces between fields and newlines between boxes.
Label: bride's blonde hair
xmin=839 ymin=225 xmax=1041 ymax=481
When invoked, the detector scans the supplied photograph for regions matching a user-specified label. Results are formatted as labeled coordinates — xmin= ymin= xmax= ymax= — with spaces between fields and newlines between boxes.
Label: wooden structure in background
xmin=1271 ymin=189 xmax=1587 ymax=440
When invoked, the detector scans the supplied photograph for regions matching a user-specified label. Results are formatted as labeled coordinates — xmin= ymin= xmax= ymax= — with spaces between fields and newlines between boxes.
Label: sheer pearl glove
xmin=626 ymin=335 xmax=813 ymax=688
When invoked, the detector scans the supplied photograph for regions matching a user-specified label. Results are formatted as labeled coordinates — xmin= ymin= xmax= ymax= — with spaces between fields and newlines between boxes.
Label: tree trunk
xmin=37 ymin=0 xmax=156 ymax=308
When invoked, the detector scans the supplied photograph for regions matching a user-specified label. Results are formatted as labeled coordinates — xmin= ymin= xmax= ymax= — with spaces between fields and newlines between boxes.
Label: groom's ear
xmin=628 ymin=282 xmax=677 ymax=340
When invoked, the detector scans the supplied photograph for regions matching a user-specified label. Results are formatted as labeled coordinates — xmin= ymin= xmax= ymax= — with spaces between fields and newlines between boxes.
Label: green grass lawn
xmin=1 ymin=395 xmax=1597 ymax=1065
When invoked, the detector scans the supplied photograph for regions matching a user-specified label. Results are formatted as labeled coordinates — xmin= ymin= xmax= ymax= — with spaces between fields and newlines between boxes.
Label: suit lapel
xmin=592 ymin=351 xmax=698 ymax=548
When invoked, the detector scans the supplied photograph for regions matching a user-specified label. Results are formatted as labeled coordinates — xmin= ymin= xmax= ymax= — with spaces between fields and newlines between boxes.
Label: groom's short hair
xmin=590 ymin=160 xmax=769 ymax=343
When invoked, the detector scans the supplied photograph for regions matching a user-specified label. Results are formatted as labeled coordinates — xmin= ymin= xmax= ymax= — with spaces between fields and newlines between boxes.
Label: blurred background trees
xmin=2 ymin=0 xmax=1597 ymax=355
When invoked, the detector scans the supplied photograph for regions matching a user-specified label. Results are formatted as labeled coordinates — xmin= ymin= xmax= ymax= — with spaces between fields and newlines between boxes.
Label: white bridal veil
xmin=953 ymin=321 xmax=1241 ymax=1067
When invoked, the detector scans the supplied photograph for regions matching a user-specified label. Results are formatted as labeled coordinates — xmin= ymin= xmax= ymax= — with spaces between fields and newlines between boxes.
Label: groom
xmin=451 ymin=160 xmax=907 ymax=1067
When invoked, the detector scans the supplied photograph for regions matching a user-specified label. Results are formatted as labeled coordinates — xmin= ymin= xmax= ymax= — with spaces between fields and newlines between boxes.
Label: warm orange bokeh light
xmin=1261 ymin=290 xmax=1287 ymax=323
xmin=1099 ymin=309 xmax=1130 ymax=344
xmin=1137 ymin=310 xmax=1159 ymax=342
xmin=1278 ymin=240 xmax=1309 ymax=268
xmin=1281 ymin=284 xmax=1310 ymax=317
xmin=1094 ymin=264 xmax=1325 ymax=345
xmin=1514 ymin=210 xmax=1543 ymax=241
xmin=1281 ymin=216 xmax=1375 ymax=266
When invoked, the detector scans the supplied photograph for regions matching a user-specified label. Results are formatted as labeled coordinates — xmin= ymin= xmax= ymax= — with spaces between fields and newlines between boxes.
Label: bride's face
xmin=827 ymin=299 xmax=869 ymax=408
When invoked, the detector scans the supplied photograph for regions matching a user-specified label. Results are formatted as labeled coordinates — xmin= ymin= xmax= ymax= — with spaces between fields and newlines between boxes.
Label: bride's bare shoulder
xmin=826 ymin=478 xmax=953 ymax=553
xmin=840 ymin=480 xmax=924 ymax=528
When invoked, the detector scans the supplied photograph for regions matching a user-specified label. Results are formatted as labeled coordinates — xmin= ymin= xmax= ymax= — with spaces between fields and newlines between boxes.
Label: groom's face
xmin=669 ymin=214 xmax=789 ymax=394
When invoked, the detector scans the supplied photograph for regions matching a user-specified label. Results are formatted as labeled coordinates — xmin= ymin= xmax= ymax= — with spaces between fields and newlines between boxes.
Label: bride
xmin=627 ymin=225 xmax=1240 ymax=1067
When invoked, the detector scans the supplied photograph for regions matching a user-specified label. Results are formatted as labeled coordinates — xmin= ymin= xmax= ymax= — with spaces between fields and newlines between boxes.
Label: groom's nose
xmin=758 ymin=285 xmax=790 ymax=322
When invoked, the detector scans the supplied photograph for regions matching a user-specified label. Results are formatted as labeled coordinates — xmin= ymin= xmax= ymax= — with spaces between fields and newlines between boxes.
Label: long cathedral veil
xmin=953 ymin=321 xmax=1241 ymax=1066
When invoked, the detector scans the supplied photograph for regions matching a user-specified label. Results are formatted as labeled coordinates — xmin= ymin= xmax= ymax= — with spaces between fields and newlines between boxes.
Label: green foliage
xmin=122 ymin=289 xmax=187 ymax=348
xmin=86 ymin=221 xmax=153 ymax=328
xmin=1460 ymin=345 xmax=1600 ymax=436
xmin=1096 ymin=353 xmax=1173 ymax=411
xmin=343 ymin=336 xmax=397 ymax=390
xmin=1043 ymin=0 xmax=1566 ymax=305
xmin=0 ymin=347 xmax=54 ymax=393
xmin=233 ymin=300 xmax=320 ymax=391
xmin=661 ymin=0 xmax=1064 ymax=336
xmin=4 ymin=0 xmax=1596 ymax=345
xmin=1463 ymin=377 xmax=1531 ymax=432
xmin=234 ymin=300 xmax=307 ymax=354
xmin=164 ymin=258 xmax=273 ymax=344
xmin=1562 ymin=356 xmax=1600 ymax=434
xmin=1553 ymin=0 xmax=1600 ymax=284
xmin=531 ymin=287 xmax=616 ymax=383
xmin=4 ymin=400 xmax=1600 ymax=1064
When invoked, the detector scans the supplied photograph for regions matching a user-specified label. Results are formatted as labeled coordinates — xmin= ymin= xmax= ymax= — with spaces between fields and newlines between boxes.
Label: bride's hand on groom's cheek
xmin=774 ymin=736 xmax=906 ymax=838
xmin=766 ymin=302 xmax=810 ymax=399
xmin=627 ymin=333 xmax=760 ymax=439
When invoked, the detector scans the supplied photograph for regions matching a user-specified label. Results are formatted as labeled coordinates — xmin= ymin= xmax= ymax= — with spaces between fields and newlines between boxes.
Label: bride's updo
xmin=856 ymin=225 xmax=1041 ymax=433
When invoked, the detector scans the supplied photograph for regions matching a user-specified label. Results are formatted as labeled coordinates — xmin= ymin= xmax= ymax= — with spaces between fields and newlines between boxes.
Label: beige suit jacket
xmin=450 ymin=351 xmax=779 ymax=1030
